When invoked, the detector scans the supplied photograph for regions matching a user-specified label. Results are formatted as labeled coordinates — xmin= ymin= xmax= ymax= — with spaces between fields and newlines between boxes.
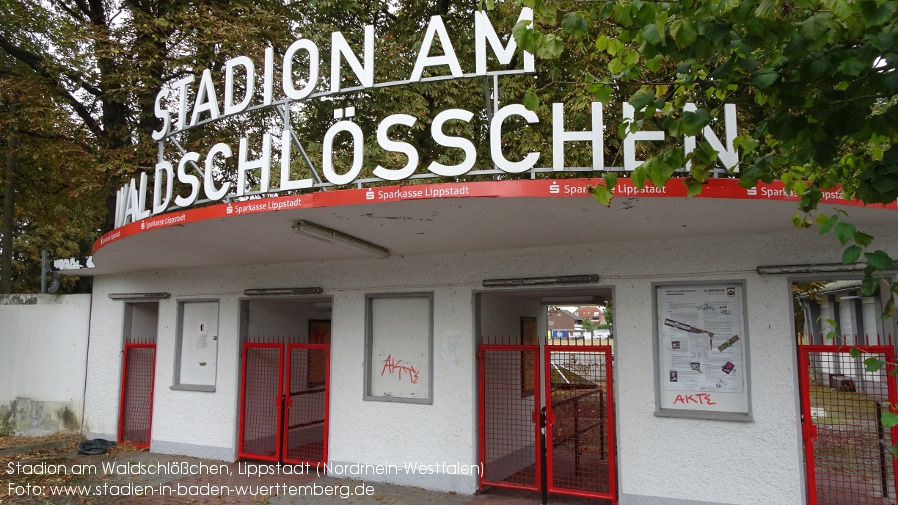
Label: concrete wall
xmin=81 ymin=223 xmax=898 ymax=504
xmin=0 ymin=294 xmax=91 ymax=436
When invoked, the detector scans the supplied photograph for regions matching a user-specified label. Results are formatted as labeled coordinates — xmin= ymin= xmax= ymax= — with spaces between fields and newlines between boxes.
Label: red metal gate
xmin=118 ymin=342 xmax=157 ymax=448
xmin=479 ymin=344 xmax=541 ymax=491
xmin=239 ymin=341 xmax=329 ymax=464
xmin=799 ymin=341 xmax=898 ymax=505
xmin=283 ymin=343 xmax=330 ymax=466
xmin=479 ymin=338 xmax=615 ymax=501
xmin=545 ymin=345 xmax=616 ymax=500
xmin=239 ymin=343 xmax=284 ymax=461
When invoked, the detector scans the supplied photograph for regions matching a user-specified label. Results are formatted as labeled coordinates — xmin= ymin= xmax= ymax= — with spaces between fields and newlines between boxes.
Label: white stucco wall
xmin=0 ymin=294 xmax=91 ymax=435
xmin=81 ymin=223 xmax=898 ymax=504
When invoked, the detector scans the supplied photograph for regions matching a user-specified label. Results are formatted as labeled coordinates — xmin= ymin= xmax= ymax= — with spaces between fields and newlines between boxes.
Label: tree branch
xmin=0 ymin=35 xmax=105 ymax=139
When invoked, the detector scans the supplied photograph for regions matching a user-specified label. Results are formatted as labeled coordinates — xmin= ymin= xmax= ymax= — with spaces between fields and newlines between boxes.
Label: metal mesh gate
xmin=119 ymin=343 xmax=156 ymax=448
xmin=546 ymin=345 xmax=615 ymax=500
xmin=239 ymin=343 xmax=284 ymax=461
xmin=479 ymin=339 xmax=616 ymax=500
xmin=799 ymin=343 xmax=898 ymax=505
xmin=479 ymin=345 xmax=541 ymax=491
xmin=284 ymin=344 xmax=329 ymax=466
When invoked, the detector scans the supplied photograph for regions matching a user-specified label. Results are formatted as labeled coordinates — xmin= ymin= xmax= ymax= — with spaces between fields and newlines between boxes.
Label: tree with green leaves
xmin=0 ymin=0 xmax=314 ymax=292
xmin=503 ymin=0 xmax=897 ymax=311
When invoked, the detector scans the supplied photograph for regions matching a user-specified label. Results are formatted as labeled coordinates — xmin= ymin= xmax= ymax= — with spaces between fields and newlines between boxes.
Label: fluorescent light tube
xmin=293 ymin=220 xmax=390 ymax=259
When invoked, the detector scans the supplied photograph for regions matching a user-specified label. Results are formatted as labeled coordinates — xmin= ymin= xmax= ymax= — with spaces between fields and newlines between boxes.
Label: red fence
xmin=238 ymin=343 xmax=284 ymax=461
xmin=284 ymin=344 xmax=330 ymax=466
xmin=118 ymin=343 xmax=156 ymax=448
xmin=545 ymin=345 xmax=615 ymax=500
xmin=239 ymin=341 xmax=329 ymax=466
xmin=799 ymin=341 xmax=898 ymax=505
xmin=479 ymin=336 xmax=616 ymax=502
xmin=479 ymin=344 xmax=541 ymax=491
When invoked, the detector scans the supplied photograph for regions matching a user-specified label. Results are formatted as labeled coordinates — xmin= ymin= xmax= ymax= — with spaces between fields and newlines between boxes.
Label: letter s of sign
xmin=429 ymin=109 xmax=475 ymax=177
xmin=174 ymin=152 xmax=201 ymax=208
xmin=373 ymin=114 xmax=419 ymax=181
xmin=323 ymin=108 xmax=364 ymax=185
xmin=152 ymin=88 xmax=171 ymax=141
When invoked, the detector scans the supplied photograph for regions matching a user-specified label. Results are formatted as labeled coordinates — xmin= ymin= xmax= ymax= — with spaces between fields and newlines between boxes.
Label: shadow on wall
xmin=0 ymin=398 xmax=81 ymax=436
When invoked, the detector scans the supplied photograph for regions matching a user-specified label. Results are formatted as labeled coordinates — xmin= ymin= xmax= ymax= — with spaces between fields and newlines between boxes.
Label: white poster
xmin=367 ymin=295 xmax=432 ymax=403
xmin=657 ymin=284 xmax=749 ymax=415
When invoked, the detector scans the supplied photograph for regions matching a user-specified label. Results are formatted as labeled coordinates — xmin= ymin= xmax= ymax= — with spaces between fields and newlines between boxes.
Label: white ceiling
xmin=87 ymin=192 xmax=898 ymax=276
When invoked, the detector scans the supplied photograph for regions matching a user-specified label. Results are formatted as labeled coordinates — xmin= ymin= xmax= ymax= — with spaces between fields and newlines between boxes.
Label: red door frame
xmin=478 ymin=344 xmax=542 ymax=492
xmin=544 ymin=344 xmax=617 ymax=501
xmin=238 ymin=343 xmax=285 ymax=462
xmin=118 ymin=342 xmax=157 ymax=448
xmin=283 ymin=343 xmax=330 ymax=466
xmin=799 ymin=344 xmax=898 ymax=504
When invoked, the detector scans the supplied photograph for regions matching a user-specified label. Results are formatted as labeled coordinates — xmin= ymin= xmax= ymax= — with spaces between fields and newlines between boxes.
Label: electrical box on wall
xmin=177 ymin=301 xmax=219 ymax=388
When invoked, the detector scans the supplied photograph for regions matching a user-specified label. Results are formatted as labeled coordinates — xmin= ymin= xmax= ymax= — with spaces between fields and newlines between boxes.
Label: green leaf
xmin=536 ymin=34 xmax=564 ymax=59
xmin=842 ymin=245 xmax=862 ymax=264
xmin=642 ymin=24 xmax=662 ymax=46
xmin=834 ymin=222 xmax=857 ymax=245
xmin=604 ymin=172 xmax=618 ymax=188
xmin=865 ymin=357 xmax=885 ymax=372
xmin=883 ymin=295 xmax=895 ymax=319
xmin=592 ymin=184 xmax=613 ymax=206
xmin=817 ymin=214 xmax=839 ymax=234
xmin=792 ymin=213 xmax=811 ymax=228
xmin=849 ymin=346 xmax=861 ymax=358
xmin=891 ymin=442 xmax=898 ymax=459
xmin=854 ymin=231 xmax=874 ymax=247
xmin=755 ymin=0 xmax=777 ymax=20
xmin=613 ymin=4 xmax=634 ymax=26
xmin=593 ymin=85 xmax=613 ymax=104
xmin=512 ymin=20 xmax=538 ymax=53
xmin=561 ymin=12 xmax=589 ymax=38
xmin=862 ymin=277 xmax=879 ymax=297
xmin=798 ymin=14 xmax=832 ymax=47
xmin=882 ymin=409 xmax=898 ymax=428
xmin=682 ymin=109 xmax=710 ymax=135
xmin=523 ymin=88 xmax=539 ymax=111
xmin=865 ymin=250 xmax=892 ymax=270
xmin=751 ymin=70 xmax=779 ymax=90
xmin=685 ymin=178 xmax=703 ymax=197
xmin=669 ymin=19 xmax=698 ymax=48
xmin=630 ymin=91 xmax=655 ymax=112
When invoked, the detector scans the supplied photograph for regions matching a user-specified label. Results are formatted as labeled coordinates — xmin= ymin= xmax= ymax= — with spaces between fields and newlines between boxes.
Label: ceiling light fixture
xmin=539 ymin=295 xmax=604 ymax=305
xmin=292 ymin=220 xmax=390 ymax=259
xmin=244 ymin=287 xmax=324 ymax=296
xmin=755 ymin=262 xmax=898 ymax=275
xmin=108 ymin=292 xmax=171 ymax=300
xmin=483 ymin=274 xmax=599 ymax=288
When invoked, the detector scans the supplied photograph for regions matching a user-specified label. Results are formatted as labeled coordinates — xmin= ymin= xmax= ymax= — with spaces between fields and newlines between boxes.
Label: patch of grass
xmin=809 ymin=384 xmax=880 ymax=422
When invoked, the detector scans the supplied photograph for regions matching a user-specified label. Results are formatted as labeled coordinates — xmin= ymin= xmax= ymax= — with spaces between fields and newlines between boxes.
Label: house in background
xmin=573 ymin=306 xmax=605 ymax=326
xmin=548 ymin=307 xmax=580 ymax=330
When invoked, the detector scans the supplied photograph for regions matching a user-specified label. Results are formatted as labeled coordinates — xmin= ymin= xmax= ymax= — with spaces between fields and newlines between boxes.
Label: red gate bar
xmin=544 ymin=345 xmax=616 ymax=501
xmin=238 ymin=343 xmax=284 ymax=462
xmin=799 ymin=344 xmax=898 ymax=505
xmin=479 ymin=344 xmax=541 ymax=492
xmin=283 ymin=343 xmax=330 ymax=466
xmin=118 ymin=343 xmax=156 ymax=448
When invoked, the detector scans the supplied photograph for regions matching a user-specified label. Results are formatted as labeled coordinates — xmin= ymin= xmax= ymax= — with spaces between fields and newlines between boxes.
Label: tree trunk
xmin=1 ymin=99 xmax=18 ymax=294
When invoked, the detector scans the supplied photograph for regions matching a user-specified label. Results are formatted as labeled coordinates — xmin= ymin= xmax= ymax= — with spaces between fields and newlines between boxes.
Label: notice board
xmin=365 ymin=293 xmax=433 ymax=404
xmin=656 ymin=283 xmax=750 ymax=419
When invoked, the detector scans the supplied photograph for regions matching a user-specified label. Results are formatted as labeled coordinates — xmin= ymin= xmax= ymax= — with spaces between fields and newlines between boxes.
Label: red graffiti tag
xmin=381 ymin=355 xmax=419 ymax=384
xmin=673 ymin=393 xmax=717 ymax=405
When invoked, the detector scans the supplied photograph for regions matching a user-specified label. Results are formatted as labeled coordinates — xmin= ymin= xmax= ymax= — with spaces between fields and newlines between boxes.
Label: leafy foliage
xmin=506 ymin=0 xmax=898 ymax=343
